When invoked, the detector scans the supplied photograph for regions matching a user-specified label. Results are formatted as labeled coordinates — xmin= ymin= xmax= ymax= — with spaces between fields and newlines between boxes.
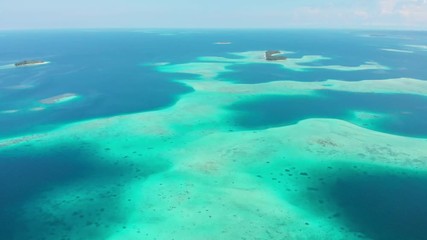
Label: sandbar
xmin=405 ymin=44 xmax=427 ymax=50
xmin=381 ymin=48 xmax=413 ymax=53
xmin=39 ymin=93 xmax=79 ymax=104
xmin=0 ymin=109 xmax=19 ymax=114
xmin=214 ymin=41 xmax=232 ymax=45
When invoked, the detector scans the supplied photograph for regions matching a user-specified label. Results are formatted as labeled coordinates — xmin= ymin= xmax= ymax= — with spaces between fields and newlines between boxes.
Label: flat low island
xmin=15 ymin=60 xmax=47 ymax=67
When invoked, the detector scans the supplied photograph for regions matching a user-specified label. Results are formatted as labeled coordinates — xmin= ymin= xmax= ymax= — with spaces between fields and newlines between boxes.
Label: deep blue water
xmin=330 ymin=167 xmax=427 ymax=240
xmin=0 ymin=143 xmax=99 ymax=239
xmin=0 ymin=30 xmax=198 ymax=137
xmin=229 ymin=90 xmax=427 ymax=137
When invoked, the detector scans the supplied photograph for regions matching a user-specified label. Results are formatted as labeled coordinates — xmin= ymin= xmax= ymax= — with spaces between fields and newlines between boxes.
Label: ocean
xmin=1 ymin=29 xmax=427 ymax=240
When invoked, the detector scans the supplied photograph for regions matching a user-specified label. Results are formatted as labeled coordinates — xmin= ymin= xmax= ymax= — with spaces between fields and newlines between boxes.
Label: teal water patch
xmin=329 ymin=166 xmax=427 ymax=240
xmin=0 ymin=144 xmax=92 ymax=239
xmin=0 ymin=141 xmax=169 ymax=239
xmin=228 ymin=90 xmax=427 ymax=137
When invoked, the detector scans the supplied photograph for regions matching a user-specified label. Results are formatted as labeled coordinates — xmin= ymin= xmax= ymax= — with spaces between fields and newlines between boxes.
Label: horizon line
xmin=1 ymin=26 xmax=427 ymax=32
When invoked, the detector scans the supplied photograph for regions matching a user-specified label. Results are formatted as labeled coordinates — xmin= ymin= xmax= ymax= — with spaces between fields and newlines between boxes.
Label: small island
xmin=265 ymin=50 xmax=287 ymax=61
xmin=15 ymin=60 xmax=47 ymax=67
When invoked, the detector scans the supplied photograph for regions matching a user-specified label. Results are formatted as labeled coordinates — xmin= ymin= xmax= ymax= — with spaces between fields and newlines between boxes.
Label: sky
xmin=0 ymin=0 xmax=426 ymax=30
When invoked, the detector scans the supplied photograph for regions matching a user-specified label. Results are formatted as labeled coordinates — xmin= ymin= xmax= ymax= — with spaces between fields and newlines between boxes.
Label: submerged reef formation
xmin=1 ymin=50 xmax=427 ymax=240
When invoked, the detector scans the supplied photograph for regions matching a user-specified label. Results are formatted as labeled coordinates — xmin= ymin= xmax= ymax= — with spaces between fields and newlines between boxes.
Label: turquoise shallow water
xmin=1 ymin=29 xmax=427 ymax=240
